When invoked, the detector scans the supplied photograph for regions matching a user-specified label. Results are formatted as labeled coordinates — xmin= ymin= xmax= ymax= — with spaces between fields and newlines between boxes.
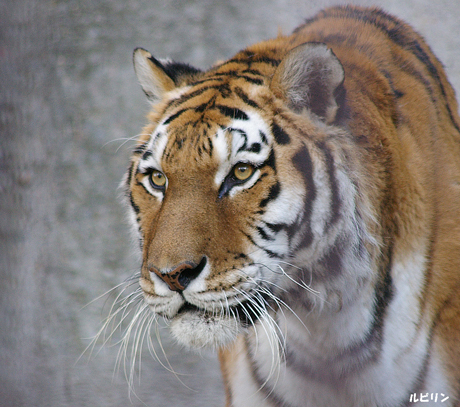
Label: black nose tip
xmin=150 ymin=256 xmax=207 ymax=291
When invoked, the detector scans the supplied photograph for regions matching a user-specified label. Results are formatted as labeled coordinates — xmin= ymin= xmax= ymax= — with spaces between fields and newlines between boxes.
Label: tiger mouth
xmin=161 ymin=292 xmax=273 ymax=348
xmin=175 ymin=298 xmax=266 ymax=328
xmin=176 ymin=302 xmax=201 ymax=315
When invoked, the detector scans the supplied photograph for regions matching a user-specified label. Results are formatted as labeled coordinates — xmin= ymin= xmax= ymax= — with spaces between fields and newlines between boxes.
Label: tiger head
xmin=125 ymin=42 xmax=371 ymax=349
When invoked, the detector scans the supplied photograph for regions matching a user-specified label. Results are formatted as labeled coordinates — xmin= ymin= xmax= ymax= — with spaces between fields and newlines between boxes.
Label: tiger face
xmin=123 ymin=6 xmax=460 ymax=406
xmin=127 ymin=44 xmax=356 ymax=348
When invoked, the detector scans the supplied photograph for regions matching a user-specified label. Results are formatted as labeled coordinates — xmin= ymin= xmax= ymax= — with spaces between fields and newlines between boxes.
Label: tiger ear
xmin=270 ymin=43 xmax=345 ymax=123
xmin=133 ymin=47 xmax=201 ymax=103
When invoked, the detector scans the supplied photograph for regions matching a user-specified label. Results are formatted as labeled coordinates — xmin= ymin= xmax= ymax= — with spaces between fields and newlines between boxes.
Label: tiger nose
xmin=149 ymin=257 xmax=207 ymax=292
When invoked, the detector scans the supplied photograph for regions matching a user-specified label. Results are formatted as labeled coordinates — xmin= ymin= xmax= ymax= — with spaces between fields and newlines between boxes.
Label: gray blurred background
xmin=1 ymin=0 xmax=459 ymax=406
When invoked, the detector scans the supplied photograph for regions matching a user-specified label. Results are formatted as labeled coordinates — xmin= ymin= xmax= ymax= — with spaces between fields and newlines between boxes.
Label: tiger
xmin=122 ymin=5 xmax=460 ymax=407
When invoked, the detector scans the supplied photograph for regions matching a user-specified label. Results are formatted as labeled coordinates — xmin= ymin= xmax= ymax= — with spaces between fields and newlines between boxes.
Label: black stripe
xmin=141 ymin=150 xmax=152 ymax=160
xmin=292 ymin=145 xmax=316 ymax=249
xmin=217 ymin=105 xmax=249 ymax=121
xmin=213 ymin=70 xmax=238 ymax=77
xmin=190 ymin=76 xmax=225 ymax=86
xmin=232 ymin=128 xmax=249 ymax=153
xmin=242 ymin=231 xmax=283 ymax=259
xmin=132 ymin=141 xmax=148 ymax=155
xmin=242 ymin=68 xmax=263 ymax=76
xmin=265 ymin=222 xmax=288 ymax=233
xmin=211 ymin=71 xmax=264 ymax=86
xmin=264 ymin=149 xmax=276 ymax=172
xmin=200 ymin=141 xmax=207 ymax=156
xmin=247 ymin=143 xmax=261 ymax=153
xmin=234 ymin=87 xmax=260 ymax=109
xmin=232 ymin=54 xmax=281 ymax=67
xmin=163 ymin=108 xmax=188 ymax=125
xmin=316 ymin=141 xmax=341 ymax=231
xmin=260 ymin=181 xmax=280 ymax=208
xmin=256 ymin=226 xmax=274 ymax=241
xmin=259 ymin=131 xmax=268 ymax=145
xmin=165 ymin=86 xmax=214 ymax=110
xmin=396 ymin=56 xmax=436 ymax=100
xmin=125 ymin=161 xmax=135 ymax=189
xmin=367 ymin=243 xmax=394 ymax=351
xmin=195 ymin=101 xmax=214 ymax=113
xmin=217 ymin=82 xmax=232 ymax=98
xmin=233 ymin=252 xmax=249 ymax=261
xmin=129 ymin=192 xmax=140 ymax=215
xmin=382 ymin=69 xmax=405 ymax=102
xmin=208 ymin=138 xmax=213 ymax=157
xmin=240 ymin=75 xmax=264 ymax=85
xmin=271 ymin=121 xmax=291 ymax=145
xmin=179 ymin=80 xmax=231 ymax=97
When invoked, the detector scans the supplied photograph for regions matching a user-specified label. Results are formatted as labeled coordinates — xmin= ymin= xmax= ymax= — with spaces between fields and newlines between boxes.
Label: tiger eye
xmin=149 ymin=170 xmax=166 ymax=188
xmin=233 ymin=163 xmax=254 ymax=181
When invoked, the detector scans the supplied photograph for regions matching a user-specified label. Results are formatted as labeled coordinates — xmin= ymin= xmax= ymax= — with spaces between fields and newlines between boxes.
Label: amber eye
xmin=149 ymin=170 xmax=167 ymax=189
xmin=233 ymin=163 xmax=254 ymax=181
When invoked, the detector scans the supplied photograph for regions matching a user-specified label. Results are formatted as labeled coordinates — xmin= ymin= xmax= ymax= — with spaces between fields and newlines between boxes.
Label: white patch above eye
xmin=137 ymin=123 xmax=169 ymax=174
xmin=136 ymin=124 xmax=170 ymax=200
xmin=152 ymin=131 xmax=169 ymax=167
xmin=214 ymin=112 xmax=272 ymax=187
xmin=214 ymin=126 xmax=232 ymax=176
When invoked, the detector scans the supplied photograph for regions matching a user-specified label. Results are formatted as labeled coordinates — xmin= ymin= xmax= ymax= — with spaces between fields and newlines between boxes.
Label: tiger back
xmin=124 ymin=5 xmax=460 ymax=406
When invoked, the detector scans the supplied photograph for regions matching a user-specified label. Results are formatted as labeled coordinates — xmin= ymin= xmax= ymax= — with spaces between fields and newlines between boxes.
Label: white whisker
xmin=232 ymin=287 xmax=283 ymax=388
xmin=102 ymin=132 xmax=151 ymax=153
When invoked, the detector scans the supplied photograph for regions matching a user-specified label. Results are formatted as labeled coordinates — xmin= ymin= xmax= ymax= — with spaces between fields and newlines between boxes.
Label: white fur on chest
xmin=228 ymin=248 xmax=450 ymax=407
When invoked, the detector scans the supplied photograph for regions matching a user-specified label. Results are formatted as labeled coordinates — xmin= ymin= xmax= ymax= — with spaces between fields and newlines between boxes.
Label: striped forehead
xmin=137 ymin=109 xmax=272 ymax=176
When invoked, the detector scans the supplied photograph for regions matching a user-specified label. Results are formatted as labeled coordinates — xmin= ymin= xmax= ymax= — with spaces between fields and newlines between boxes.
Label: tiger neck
xmin=264 ymin=160 xmax=385 ymax=372
xmin=284 ymin=229 xmax=379 ymax=355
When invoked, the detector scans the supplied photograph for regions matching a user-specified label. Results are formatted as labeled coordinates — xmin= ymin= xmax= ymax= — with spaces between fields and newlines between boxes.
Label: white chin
xmin=170 ymin=311 xmax=241 ymax=349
